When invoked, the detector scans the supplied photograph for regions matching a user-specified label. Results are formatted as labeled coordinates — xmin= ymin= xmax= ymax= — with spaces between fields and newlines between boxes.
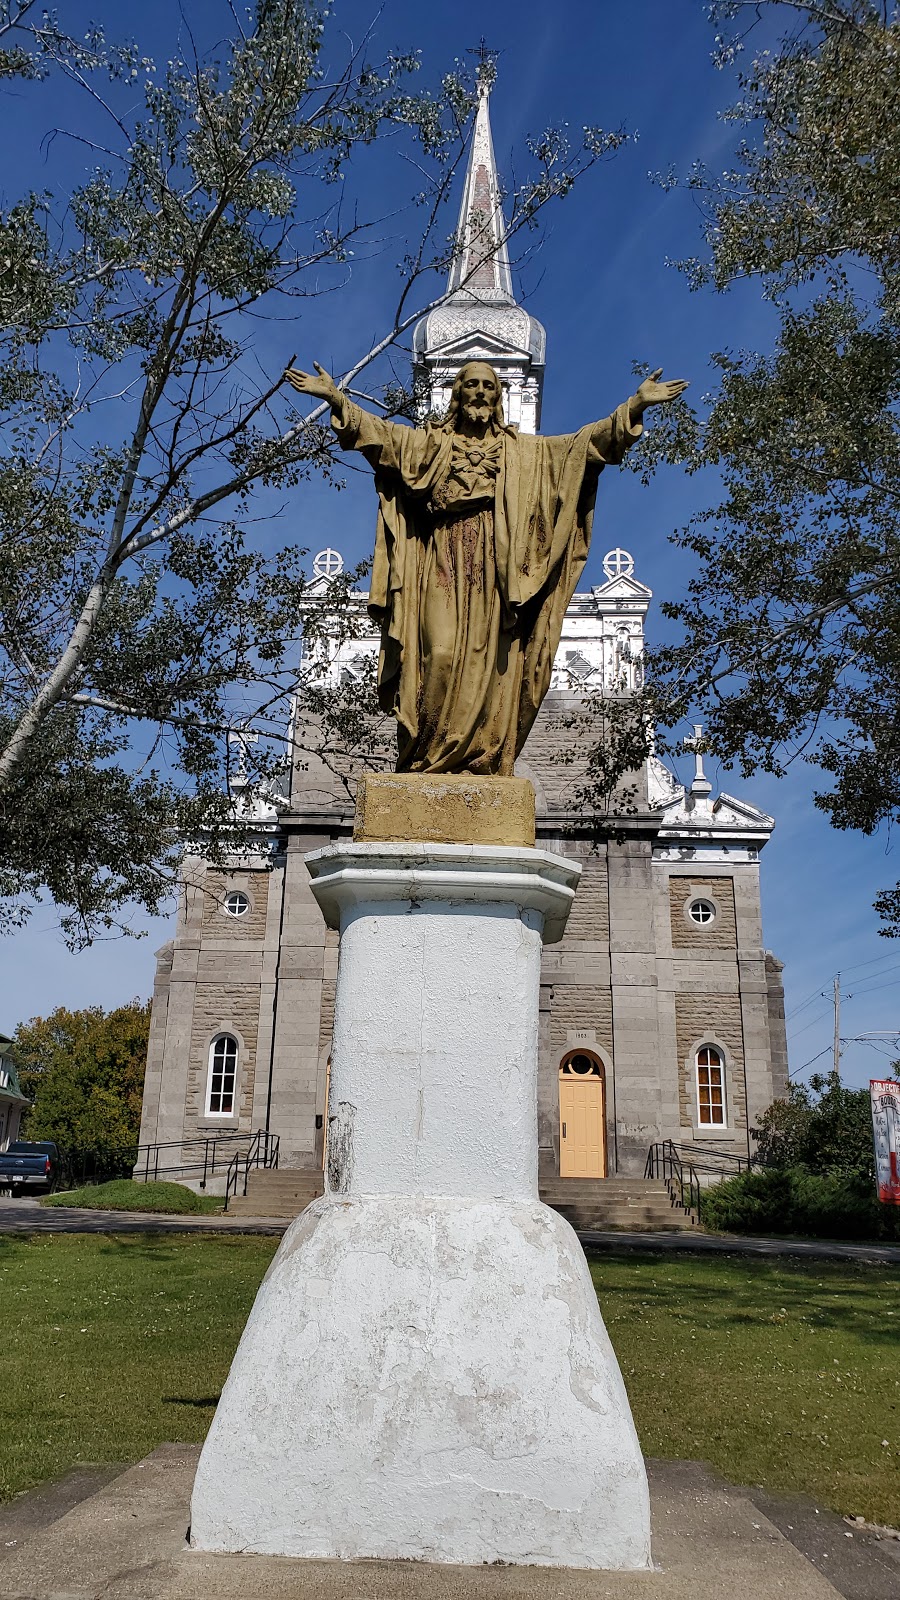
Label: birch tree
xmin=0 ymin=1 xmax=623 ymax=944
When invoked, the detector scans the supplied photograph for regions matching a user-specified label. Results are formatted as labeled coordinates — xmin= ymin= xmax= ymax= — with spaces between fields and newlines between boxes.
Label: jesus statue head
xmin=444 ymin=361 xmax=507 ymax=438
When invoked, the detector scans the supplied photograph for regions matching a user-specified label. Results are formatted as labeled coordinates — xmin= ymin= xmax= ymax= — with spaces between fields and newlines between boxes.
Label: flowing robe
xmin=333 ymin=399 xmax=643 ymax=775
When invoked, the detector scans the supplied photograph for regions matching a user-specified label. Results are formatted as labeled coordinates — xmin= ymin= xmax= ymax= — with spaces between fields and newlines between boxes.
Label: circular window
xmin=568 ymin=1053 xmax=596 ymax=1076
xmin=688 ymin=898 xmax=716 ymax=926
xmin=560 ymin=1051 xmax=603 ymax=1078
xmin=223 ymin=891 xmax=250 ymax=918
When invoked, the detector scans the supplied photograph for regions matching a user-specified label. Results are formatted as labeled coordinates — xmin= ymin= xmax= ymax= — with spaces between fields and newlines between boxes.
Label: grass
xmin=0 ymin=1234 xmax=897 ymax=1527
xmin=43 ymin=1180 xmax=223 ymax=1214
xmin=0 ymin=1233 xmax=272 ymax=1503
xmin=589 ymin=1250 xmax=900 ymax=1529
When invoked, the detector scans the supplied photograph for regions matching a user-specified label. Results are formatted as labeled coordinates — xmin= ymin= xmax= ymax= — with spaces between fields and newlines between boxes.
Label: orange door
xmin=559 ymin=1075 xmax=606 ymax=1177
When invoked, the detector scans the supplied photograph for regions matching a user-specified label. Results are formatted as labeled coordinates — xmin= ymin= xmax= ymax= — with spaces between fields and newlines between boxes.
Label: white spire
xmin=446 ymin=78 xmax=514 ymax=304
xmin=412 ymin=72 xmax=546 ymax=431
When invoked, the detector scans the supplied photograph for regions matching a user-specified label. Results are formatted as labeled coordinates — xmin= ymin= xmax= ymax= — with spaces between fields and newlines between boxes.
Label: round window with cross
xmin=688 ymin=898 xmax=716 ymax=927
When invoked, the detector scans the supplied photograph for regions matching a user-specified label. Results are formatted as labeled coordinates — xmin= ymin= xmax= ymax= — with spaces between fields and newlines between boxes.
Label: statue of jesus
xmin=284 ymin=360 xmax=687 ymax=776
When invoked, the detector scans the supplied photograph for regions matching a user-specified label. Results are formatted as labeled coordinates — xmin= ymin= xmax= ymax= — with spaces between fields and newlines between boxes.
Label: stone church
xmin=137 ymin=87 xmax=788 ymax=1191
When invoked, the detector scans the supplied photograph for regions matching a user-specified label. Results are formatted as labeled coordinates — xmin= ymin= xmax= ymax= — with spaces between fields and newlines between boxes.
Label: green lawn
xmin=43 ymin=1180 xmax=223 ymax=1214
xmin=1 ymin=1234 xmax=897 ymax=1528
xmin=589 ymin=1250 xmax=900 ymax=1529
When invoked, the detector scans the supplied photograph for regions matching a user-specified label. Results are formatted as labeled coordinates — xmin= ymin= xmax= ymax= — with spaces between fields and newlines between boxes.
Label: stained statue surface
xmin=285 ymin=360 xmax=687 ymax=775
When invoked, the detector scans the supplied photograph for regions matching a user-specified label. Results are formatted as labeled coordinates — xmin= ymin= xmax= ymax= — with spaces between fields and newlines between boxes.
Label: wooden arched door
xmin=559 ymin=1050 xmax=607 ymax=1178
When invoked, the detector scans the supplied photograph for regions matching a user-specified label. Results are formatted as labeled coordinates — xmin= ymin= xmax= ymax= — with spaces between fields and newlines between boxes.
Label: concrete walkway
xmin=1 ymin=1446 xmax=898 ymax=1599
xmin=0 ymin=1196 xmax=285 ymax=1236
xmin=1 ymin=1196 xmax=898 ymax=1262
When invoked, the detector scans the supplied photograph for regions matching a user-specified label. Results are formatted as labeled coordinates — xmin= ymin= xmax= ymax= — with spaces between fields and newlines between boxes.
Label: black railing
xmin=133 ymin=1131 xmax=266 ymax=1189
xmin=644 ymin=1139 xmax=702 ymax=1221
xmin=675 ymin=1142 xmax=747 ymax=1178
xmin=224 ymin=1128 xmax=280 ymax=1211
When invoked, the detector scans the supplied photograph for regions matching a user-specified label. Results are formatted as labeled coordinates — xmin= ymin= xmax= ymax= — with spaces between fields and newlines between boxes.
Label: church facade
xmin=137 ymin=87 xmax=788 ymax=1184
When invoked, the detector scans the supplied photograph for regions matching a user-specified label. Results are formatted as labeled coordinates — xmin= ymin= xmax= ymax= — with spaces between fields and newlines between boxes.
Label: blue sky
xmin=2 ymin=0 xmax=899 ymax=1090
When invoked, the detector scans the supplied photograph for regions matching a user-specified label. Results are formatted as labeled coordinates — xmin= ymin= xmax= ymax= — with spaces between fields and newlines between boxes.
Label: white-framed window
xmin=696 ymin=1045 xmax=726 ymax=1126
xmin=688 ymin=898 xmax=716 ymax=926
xmin=206 ymin=1034 xmax=238 ymax=1116
xmin=222 ymin=890 xmax=251 ymax=918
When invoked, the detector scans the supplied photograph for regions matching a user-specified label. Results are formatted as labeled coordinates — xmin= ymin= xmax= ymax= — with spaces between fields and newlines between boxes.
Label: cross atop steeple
xmin=446 ymin=64 xmax=514 ymax=304
xmin=466 ymin=38 xmax=499 ymax=96
xmin=684 ymin=723 xmax=713 ymax=800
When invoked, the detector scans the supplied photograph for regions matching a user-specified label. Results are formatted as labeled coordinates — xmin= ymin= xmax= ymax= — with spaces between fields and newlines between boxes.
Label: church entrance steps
xmin=540 ymin=1177 xmax=699 ymax=1232
xmin=226 ymin=1168 xmax=323 ymax=1219
xmin=226 ymin=1173 xmax=696 ymax=1229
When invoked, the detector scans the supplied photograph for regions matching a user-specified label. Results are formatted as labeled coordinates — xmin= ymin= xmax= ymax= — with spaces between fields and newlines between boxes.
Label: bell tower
xmin=412 ymin=75 xmax=546 ymax=433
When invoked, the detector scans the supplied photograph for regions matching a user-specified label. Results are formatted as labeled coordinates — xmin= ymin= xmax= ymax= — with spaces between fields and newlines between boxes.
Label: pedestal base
xmin=190 ymin=1193 xmax=651 ymax=1569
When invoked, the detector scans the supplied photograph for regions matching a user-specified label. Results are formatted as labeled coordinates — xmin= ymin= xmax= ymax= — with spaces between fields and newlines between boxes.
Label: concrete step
xmin=540 ymin=1177 xmax=699 ymax=1232
xmin=227 ymin=1168 xmax=324 ymax=1219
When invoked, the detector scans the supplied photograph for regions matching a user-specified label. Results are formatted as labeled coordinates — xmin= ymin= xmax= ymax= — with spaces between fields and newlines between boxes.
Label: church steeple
xmin=412 ymin=71 xmax=546 ymax=433
xmin=446 ymin=76 xmax=515 ymax=304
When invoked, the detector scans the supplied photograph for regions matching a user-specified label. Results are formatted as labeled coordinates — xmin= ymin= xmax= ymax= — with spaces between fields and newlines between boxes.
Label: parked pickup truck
xmin=0 ymin=1141 xmax=60 ymax=1194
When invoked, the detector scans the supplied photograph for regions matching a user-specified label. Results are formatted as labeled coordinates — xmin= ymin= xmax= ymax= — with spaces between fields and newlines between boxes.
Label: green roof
xmin=0 ymin=1040 xmax=29 ymax=1105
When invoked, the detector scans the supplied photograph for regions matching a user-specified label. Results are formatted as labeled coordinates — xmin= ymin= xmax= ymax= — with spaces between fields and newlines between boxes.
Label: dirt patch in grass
xmin=589 ymin=1249 xmax=900 ymax=1530
xmin=44 ymin=1181 xmax=223 ymax=1214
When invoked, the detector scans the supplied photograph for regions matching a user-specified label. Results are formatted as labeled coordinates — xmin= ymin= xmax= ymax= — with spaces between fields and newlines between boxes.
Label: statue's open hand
xmin=634 ymin=368 xmax=689 ymax=411
xmin=283 ymin=362 xmax=341 ymax=406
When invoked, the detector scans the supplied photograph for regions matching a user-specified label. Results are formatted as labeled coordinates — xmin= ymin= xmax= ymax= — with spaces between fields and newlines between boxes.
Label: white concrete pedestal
xmin=190 ymin=844 xmax=651 ymax=1569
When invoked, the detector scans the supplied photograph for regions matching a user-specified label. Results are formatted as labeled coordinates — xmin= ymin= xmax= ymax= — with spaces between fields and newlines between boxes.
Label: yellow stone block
xmin=353 ymin=772 xmax=536 ymax=848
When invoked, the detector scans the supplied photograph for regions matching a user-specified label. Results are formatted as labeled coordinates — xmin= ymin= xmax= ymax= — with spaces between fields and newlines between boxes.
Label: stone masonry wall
xmin=669 ymin=876 xmax=737 ymax=950
xmin=674 ymin=992 xmax=747 ymax=1132
xmin=185 ymin=983 xmax=261 ymax=1135
xmin=201 ymin=869 xmax=270 ymax=939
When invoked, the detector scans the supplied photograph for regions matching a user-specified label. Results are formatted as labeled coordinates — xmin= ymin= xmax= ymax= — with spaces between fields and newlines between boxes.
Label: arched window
xmin=696 ymin=1045 xmax=726 ymax=1126
xmin=206 ymin=1034 xmax=238 ymax=1117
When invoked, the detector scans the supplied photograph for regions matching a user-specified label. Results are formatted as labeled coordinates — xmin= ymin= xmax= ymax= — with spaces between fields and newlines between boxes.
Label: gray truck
xmin=0 ymin=1141 xmax=60 ymax=1194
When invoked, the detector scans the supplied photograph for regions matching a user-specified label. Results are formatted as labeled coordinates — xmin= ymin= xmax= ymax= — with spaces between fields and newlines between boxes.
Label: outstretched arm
xmin=588 ymin=367 xmax=689 ymax=462
xmin=284 ymin=361 xmax=348 ymax=425
xmin=283 ymin=359 xmax=417 ymax=475
xmin=627 ymin=368 xmax=689 ymax=426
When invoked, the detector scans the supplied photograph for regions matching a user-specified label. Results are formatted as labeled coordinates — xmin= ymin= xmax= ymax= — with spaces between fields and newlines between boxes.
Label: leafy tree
xmin=585 ymin=2 xmax=900 ymax=927
xmin=0 ymin=3 xmax=623 ymax=945
xmin=14 ymin=999 xmax=151 ymax=1174
xmin=753 ymin=1070 xmax=883 ymax=1180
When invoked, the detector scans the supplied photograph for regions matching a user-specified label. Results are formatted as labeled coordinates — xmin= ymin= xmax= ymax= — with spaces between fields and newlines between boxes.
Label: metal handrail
xmin=134 ymin=1130 xmax=268 ymax=1189
xmin=224 ymin=1129 xmax=280 ymax=1212
xmin=675 ymin=1141 xmax=747 ymax=1176
xmin=644 ymin=1139 xmax=702 ymax=1220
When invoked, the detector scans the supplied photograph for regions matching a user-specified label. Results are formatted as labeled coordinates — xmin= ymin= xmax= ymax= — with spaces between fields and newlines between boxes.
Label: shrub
xmin=701 ymin=1167 xmax=900 ymax=1241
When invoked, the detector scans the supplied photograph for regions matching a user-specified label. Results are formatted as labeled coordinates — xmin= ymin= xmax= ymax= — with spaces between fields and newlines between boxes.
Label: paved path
xmin=0 ymin=1197 xmax=285 ymax=1236
xmin=578 ymin=1227 xmax=900 ymax=1264
xmin=1 ymin=1196 xmax=898 ymax=1261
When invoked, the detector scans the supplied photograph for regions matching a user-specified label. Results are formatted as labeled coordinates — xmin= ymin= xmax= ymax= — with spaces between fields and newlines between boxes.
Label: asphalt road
xmin=1 ymin=1195 xmax=899 ymax=1260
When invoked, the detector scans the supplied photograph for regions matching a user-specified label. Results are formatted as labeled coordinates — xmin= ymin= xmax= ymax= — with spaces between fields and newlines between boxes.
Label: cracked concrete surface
xmin=1 ymin=1447 xmax=881 ymax=1600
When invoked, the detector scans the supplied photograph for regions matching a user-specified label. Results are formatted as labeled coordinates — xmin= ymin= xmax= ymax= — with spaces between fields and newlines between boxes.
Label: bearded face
xmin=454 ymin=363 xmax=501 ymax=433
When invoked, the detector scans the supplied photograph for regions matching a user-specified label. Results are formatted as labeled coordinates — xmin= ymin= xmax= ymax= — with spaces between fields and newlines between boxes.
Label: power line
xmin=787 ymin=1007 xmax=833 ymax=1044
xmin=845 ymin=974 xmax=900 ymax=1000
xmin=789 ymin=1046 xmax=831 ymax=1079
xmin=786 ymin=955 xmax=900 ymax=1022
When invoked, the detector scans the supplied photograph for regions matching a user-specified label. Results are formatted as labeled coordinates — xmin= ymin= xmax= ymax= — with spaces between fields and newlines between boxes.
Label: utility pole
xmin=833 ymin=973 xmax=841 ymax=1081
